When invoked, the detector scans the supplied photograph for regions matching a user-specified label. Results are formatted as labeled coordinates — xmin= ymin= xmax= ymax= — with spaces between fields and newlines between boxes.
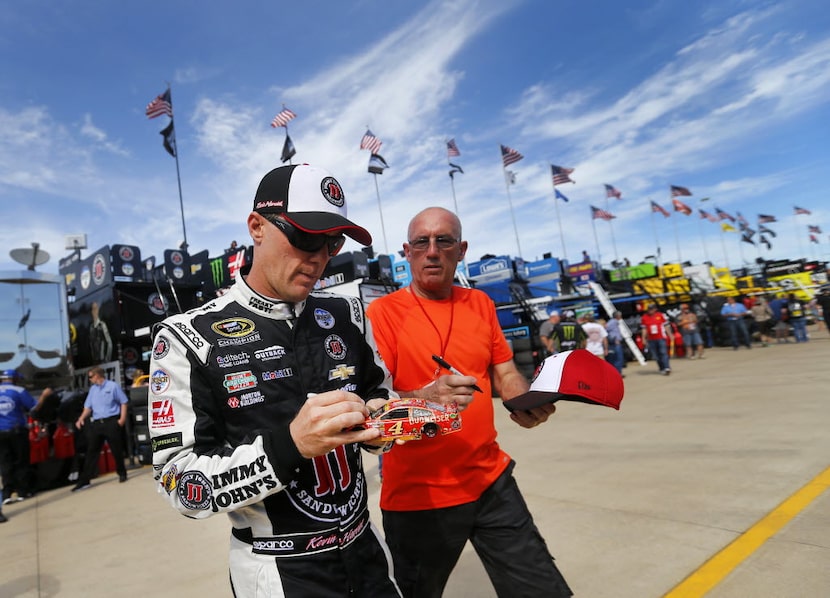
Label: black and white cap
xmin=253 ymin=164 xmax=372 ymax=246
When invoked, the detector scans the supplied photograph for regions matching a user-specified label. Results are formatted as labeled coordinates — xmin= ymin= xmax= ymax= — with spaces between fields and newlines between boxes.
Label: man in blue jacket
xmin=0 ymin=369 xmax=42 ymax=520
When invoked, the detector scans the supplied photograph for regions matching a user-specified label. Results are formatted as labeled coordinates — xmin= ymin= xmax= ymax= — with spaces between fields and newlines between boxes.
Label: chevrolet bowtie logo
xmin=329 ymin=365 xmax=356 ymax=381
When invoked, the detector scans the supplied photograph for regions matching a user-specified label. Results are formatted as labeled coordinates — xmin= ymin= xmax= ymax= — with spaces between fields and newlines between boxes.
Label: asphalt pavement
xmin=2 ymin=324 xmax=829 ymax=597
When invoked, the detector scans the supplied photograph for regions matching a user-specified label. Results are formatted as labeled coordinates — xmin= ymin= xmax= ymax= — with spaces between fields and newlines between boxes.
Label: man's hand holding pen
xmin=416 ymin=355 xmax=480 ymax=411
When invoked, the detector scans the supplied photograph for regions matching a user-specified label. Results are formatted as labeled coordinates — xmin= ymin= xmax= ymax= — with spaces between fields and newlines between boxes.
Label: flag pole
xmin=284 ymin=123 xmax=293 ymax=166
xmin=372 ymin=173 xmax=389 ymax=255
xmin=551 ymin=180 xmax=568 ymax=261
xmin=172 ymin=122 xmax=188 ymax=251
xmin=604 ymin=195 xmax=619 ymax=263
xmin=449 ymin=170 xmax=459 ymax=216
xmin=502 ymin=169 xmax=523 ymax=258
xmin=669 ymin=190 xmax=682 ymax=263
xmin=591 ymin=212 xmax=601 ymax=266
xmin=648 ymin=201 xmax=662 ymax=264
xmin=719 ymin=226 xmax=730 ymax=270
xmin=696 ymin=203 xmax=710 ymax=265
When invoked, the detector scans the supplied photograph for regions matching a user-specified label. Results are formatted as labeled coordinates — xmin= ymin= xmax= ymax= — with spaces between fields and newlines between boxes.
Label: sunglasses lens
xmin=269 ymin=217 xmax=345 ymax=256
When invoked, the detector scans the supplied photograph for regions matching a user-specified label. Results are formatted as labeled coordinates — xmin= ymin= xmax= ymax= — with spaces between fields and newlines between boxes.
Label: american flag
xmin=591 ymin=205 xmax=615 ymax=221
xmin=794 ymin=206 xmax=812 ymax=215
xmin=809 ymin=234 xmax=819 ymax=244
xmin=757 ymin=214 xmax=777 ymax=224
xmin=809 ymin=225 xmax=823 ymax=234
xmin=651 ymin=200 xmax=670 ymax=217
xmin=447 ymin=138 xmax=461 ymax=158
xmin=146 ymin=89 xmax=172 ymax=119
xmin=699 ymin=209 xmax=718 ymax=222
xmin=271 ymin=107 xmax=296 ymax=128
xmin=715 ymin=207 xmax=735 ymax=222
xmin=551 ymin=164 xmax=575 ymax=185
xmin=368 ymin=153 xmax=389 ymax=175
xmin=736 ymin=211 xmax=749 ymax=227
xmin=672 ymin=198 xmax=692 ymax=215
xmin=604 ymin=184 xmax=622 ymax=199
xmin=500 ymin=145 xmax=523 ymax=167
xmin=670 ymin=185 xmax=692 ymax=197
xmin=360 ymin=129 xmax=383 ymax=153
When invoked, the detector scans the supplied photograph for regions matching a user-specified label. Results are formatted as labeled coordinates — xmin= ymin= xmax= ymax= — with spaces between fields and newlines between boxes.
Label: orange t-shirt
xmin=366 ymin=286 xmax=514 ymax=511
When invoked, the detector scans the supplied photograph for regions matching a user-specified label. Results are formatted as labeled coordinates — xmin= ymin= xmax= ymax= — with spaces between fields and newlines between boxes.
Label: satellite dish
xmin=10 ymin=242 xmax=50 ymax=271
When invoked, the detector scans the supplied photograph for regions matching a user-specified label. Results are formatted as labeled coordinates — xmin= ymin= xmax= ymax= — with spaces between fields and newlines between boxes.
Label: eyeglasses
xmin=407 ymin=236 xmax=459 ymax=251
xmin=265 ymin=216 xmax=345 ymax=257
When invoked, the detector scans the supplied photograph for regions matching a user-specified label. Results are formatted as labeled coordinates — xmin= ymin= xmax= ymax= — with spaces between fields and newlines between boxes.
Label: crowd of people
xmin=537 ymin=288 xmax=830 ymax=378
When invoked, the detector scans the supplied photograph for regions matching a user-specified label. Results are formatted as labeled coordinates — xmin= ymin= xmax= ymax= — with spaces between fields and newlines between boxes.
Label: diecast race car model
xmin=365 ymin=398 xmax=462 ymax=441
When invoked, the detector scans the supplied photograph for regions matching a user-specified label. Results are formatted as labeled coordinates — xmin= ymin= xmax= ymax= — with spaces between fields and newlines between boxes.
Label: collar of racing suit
xmin=233 ymin=269 xmax=304 ymax=321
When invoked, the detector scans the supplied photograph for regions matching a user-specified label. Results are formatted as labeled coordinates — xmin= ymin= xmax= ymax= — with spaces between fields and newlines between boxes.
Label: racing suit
xmin=149 ymin=273 xmax=401 ymax=597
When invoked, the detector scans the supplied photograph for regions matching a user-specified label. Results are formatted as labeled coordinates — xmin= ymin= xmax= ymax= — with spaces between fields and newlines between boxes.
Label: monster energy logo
xmin=561 ymin=325 xmax=577 ymax=339
xmin=211 ymin=258 xmax=225 ymax=288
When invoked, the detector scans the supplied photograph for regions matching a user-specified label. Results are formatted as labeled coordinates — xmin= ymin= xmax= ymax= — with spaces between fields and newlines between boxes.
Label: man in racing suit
xmin=149 ymin=164 xmax=401 ymax=597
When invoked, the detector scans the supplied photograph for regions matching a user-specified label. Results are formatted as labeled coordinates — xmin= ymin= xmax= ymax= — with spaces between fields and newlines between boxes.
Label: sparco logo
xmin=172 ymin=321 xmax=204 ymax=348
xmin=254 ymin=539 xmax=294 ymax=551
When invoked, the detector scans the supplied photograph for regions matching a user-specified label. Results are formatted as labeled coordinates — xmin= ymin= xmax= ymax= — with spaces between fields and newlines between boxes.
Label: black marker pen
xmin=431 ymin=355 xmax=483 ymax=392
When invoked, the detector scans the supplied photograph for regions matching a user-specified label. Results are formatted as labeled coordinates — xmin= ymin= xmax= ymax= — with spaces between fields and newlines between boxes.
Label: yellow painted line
xmin=664 ymin=464 xmax=830 ymax=598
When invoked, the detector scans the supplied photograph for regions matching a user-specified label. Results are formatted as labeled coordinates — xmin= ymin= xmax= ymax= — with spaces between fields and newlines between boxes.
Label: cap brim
xmin=285 ymin=213 xmax=373 ymax=246
xmin=503 ymin=391 xmax=595 ymax=412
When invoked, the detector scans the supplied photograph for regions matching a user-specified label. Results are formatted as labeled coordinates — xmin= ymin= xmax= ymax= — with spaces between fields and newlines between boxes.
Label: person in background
xmin=605 ymin=311 xmax=626 ymax=375
xmin=785 ymin=293 xmax=808 ymax=343
xmin=581 ymin=313 xmax=608 ymax=360
xmin=367 ymin=207 xmax=571 ymax=598
xmin=677 ymin=303 xmax=704 ymax=359
xmin=551 ymin=310 xmax=588 ymax=354
xmin=720 ymin=296 xmax=752 ymax=350
xmin=750 ymin=296 xmax=774 ymax=347
xmin=769 ymin=293 xmax=790 ymax=343
xmin=640 ymin=304 xmax=672 ymax=375
xmin=538 ymin=309 xmax=561 ymax=356
xmin=72 ymin=366 xmax=129 ymax=491
xmin=0 ymin=369 xmax=44 ymax=515
xmin=815 ymin=287 xmax=830 ymax=334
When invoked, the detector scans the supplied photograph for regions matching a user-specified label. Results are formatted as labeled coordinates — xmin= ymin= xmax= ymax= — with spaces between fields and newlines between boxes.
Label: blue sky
xmin=2 ymin=0 xmax=829 ymax=275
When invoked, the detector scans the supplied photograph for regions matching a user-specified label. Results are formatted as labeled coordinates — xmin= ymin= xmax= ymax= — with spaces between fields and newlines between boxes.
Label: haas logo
xmin=151 ymin=400 xmax=176 ymax=427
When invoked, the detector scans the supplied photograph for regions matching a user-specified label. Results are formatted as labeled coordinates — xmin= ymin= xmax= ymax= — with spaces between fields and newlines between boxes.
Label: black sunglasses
xmin=265 ymin=216 xmax=346 ymax=257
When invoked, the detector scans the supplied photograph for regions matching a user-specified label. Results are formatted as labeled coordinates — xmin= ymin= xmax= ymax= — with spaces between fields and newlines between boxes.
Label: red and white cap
xmin=504 ymin=349 xmax=624 ymax=412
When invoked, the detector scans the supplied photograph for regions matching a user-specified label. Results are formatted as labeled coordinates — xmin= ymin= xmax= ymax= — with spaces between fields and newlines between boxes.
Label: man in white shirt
xmin=581 ymin=313 xmax=608 ymax=359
